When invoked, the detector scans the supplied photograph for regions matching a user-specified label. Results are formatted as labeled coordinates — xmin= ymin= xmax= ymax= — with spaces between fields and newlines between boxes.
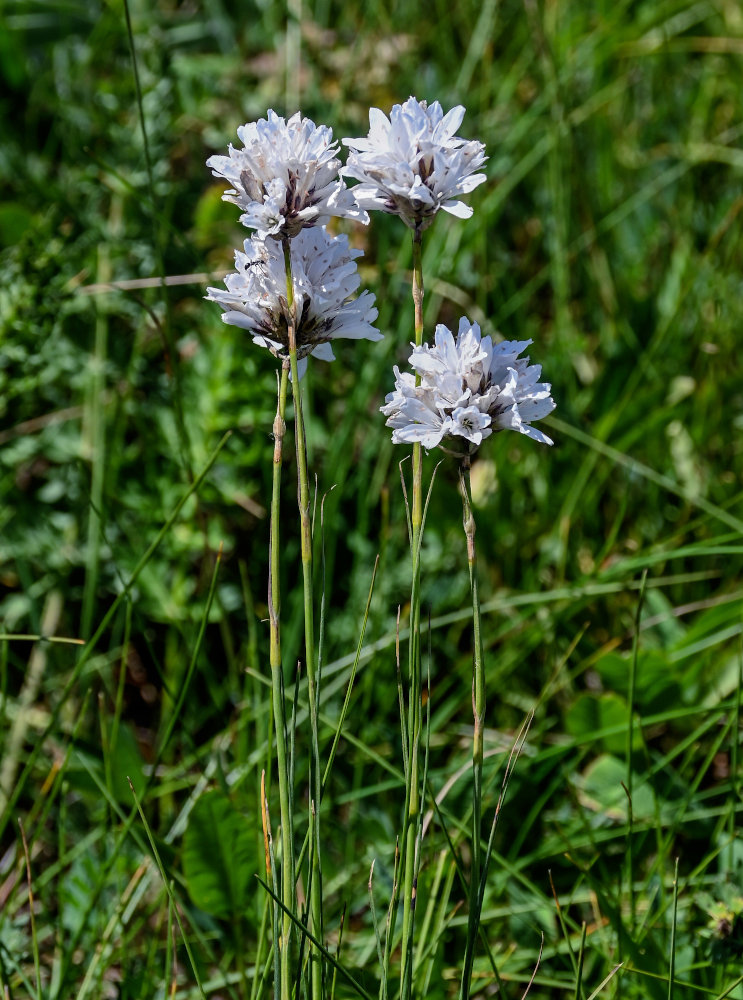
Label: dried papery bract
xmin=207 ymin=110 xmax=368 ymax=239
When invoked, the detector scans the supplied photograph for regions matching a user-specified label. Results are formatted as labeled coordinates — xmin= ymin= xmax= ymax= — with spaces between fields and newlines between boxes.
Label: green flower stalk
xmin=401 ymin=229 xmax=425 ymax=997
xmin=344 ymin=97 xmax=487 ymax=995
xmin=208 ymin=108 xmax=380 ymax=1000
xmin=381 ymin=317 xmax=555 ymax=996
xmin=458 ymin=452 xmax=484 ymax=1000
xmin=283 ymin=236 xmax=324 ymax=1000
xmin=268 ymin=361 xmax=294 ymax=1000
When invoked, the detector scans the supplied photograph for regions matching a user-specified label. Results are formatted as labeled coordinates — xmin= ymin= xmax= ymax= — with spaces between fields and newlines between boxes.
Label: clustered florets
xmin=381 ymin=318 xmax=555 ymax=450
xmin=342 ymin=98 xmax=487 ymax=232
xmin=207 ymin=97 xmax=555 ymax=450
xmin=207 ymin=110 xmax=368 ymax=241
xmin=207 ymin=110 xmax=379 ymax=374
xmin=206 ymin=229 xmax=380 ymax=378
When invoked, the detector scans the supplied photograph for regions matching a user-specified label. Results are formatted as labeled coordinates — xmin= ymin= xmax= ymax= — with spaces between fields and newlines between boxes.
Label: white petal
xmin=435 ymin=105 xmax=465 ymax=142
xmin=287 ymin=356 xmax=308 ymax=382
xmin=518 ymin=424 xmax=554 ymax=446
xmin=310 ymin=342 xmax=336 ymax=362
xmin=441 ymin=200 xmax=474 ymax=219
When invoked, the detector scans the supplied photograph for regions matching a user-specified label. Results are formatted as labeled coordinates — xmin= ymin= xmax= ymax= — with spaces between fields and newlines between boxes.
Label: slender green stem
xmin=18 ymin=821 xmax=42 ymax=1000
xmin=626 ymin=568 xmax=647 ymax=936
xmin=401 ymin=229 xmax=425 ymax=998
xmin=81 ymin=237 xmax=111 ymax=640
xmin=730 ymin=649 xmax=742 ymax=871
xmin=283 ymin=237 xmax=324 ymax=1000
xmin=269 ymin=361 xmax=293 ymax=1000
xmin=668 ymin=857 xmax=679 ymax=1000
xmin=458 ymin=454 xmax=485 ymax=1000
xmin=127 ymin=780 xmax=207 ymax=1000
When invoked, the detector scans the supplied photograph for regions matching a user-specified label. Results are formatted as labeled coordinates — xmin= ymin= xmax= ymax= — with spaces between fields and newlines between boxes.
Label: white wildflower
xmin=342 ymin=97 xmax=487 ymax=231
xmin=207 ymin=110 xmax=368 ymax=240
xmin=381 ymin=318 xmax=555 ymax=449
xmin=450 ymin=405 xmax=492 ymax=446
xmin=206 ymin=228 xmax=381 ymax=377
xmin=381 ymin=367 xmax=454 ymax=449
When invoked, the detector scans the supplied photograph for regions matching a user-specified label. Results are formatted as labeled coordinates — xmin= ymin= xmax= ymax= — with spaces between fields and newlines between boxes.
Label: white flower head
xmin=207 ymin=110 xmax=369 ymax=240
xmin=381 ymin=317 xmax=555 ymax=450
xmin=207 ymin=227 xmax=381 ymax=378
xmin=342 ymin=97 xmax=487 ymax=232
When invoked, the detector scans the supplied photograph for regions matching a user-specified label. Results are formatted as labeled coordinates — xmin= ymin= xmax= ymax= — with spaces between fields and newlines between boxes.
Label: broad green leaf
xmin=577 ymin=753 xmax=656 ymax=823
xmin=594 ymin=650 xmax=681 ymax=714
xmin=108 ymin=723 xmax=147 ymax=804
xmin=182 ymin=790 xmax=256 ymax=920
xmin=565 ymin=692 xmax=642 ymax=755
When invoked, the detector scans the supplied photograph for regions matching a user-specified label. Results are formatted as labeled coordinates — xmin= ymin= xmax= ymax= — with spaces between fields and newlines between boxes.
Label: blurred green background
xmin=1 ymin=0 xmax=742 ymax=997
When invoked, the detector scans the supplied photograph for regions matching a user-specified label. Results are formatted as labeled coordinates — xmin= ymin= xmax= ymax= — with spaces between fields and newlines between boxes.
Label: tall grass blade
xmin=329 ymin=905 xmax=347 ymax=1000
xmin=585 ymin=964 xmax=624 ymax=1000
xmin=18 ymin=820 xmax=42 ymax=1000
xmin=667 ymin=858 xmax=679 ymax=1000
xmin=396 ymin=608 xmax=409 ymax=778
xmin=256 ymin=877 xmax=375 ymax=1000
xmin=626 ymin=569 xmax=648 ymax=936
xmin=381 ymin=838 xmax=401 ymax=1000
xmin=321 ymin=556 xmax=379 ymax=793
xmin=729 ymin=644 xmax=742 ymax=871
xmin=122 ymin=0 xmax=191 ymax=476
xmin=574 ymin=923 xmax=587 ymax=1000
xmin=519 ymin=933 xmax=543 ymax=1000
xmin=714 ymin=973 xmax=743 ymax=1000
xmin=368 ymin=861 xmax=384 ymax=968
xmin=548 ymin=869 xmax=579 ymax=982
xmin=127 ymin=779 xmax=207 ymax=1000
xmin=0 ymin=433 xmax=231 ymax=843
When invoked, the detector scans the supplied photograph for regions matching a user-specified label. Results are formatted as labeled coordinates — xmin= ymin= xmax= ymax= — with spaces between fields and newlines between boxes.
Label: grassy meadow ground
xmin=1 ymin=0 xmax=743 ymax=997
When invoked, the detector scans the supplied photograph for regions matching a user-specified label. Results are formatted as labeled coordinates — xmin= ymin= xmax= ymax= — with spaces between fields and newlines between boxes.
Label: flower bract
xmin=206 ymin=227 xmax=381 ymax=377
xmin=381 ymin=318 xmax=555 ymax=449
xmin=342 ymin=97 xmax=487 ymax=231
xmin=207 ymin=110 xmax=368 ymax=239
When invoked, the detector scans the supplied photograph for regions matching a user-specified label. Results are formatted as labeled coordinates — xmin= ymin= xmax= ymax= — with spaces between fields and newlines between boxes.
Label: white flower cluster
xmin=206 ymin=229 xmax=381 ymax=379
xmin=342 ymin=97 xmax=487 ymax=231
xmin=381 ymin=318 xmax=555 ymax=450
xmin=207 ymin=110 xmax=367 ymax=240
xmin=207 ymin=110 xmax=380 ymax=374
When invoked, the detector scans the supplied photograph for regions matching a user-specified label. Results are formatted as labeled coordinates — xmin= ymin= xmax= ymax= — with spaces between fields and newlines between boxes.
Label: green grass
xmin=1 ymin=0 xmax=743 ymax=997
